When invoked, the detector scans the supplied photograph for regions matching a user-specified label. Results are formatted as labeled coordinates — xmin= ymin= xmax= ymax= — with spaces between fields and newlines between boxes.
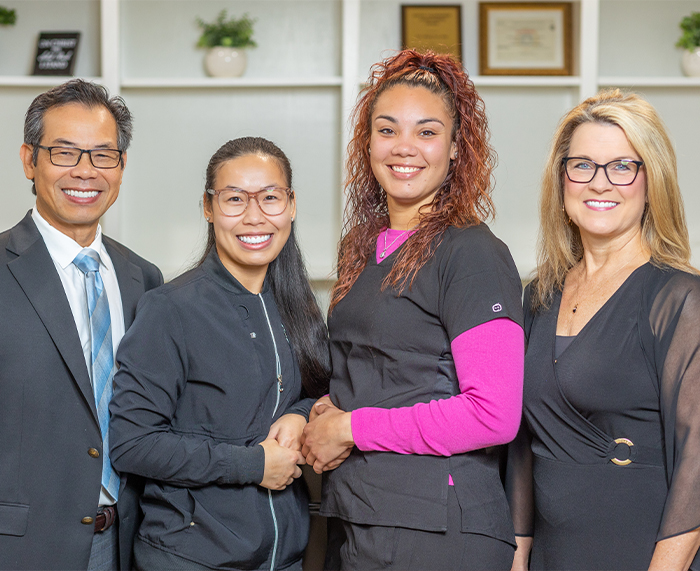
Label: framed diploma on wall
xmin=479 ymin=2 xmax=572 ymax=75
xmin=402 ymin=5 xmax=462 ymax=61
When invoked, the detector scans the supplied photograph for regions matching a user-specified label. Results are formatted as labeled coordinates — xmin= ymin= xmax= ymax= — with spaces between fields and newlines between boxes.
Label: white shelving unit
xmin=1 ymin=0 xmax=698 ymax=283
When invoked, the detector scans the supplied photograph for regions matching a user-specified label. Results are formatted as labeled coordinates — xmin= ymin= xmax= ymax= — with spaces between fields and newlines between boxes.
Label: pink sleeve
xmin=351 ymin=318 xmax=524 ymax=455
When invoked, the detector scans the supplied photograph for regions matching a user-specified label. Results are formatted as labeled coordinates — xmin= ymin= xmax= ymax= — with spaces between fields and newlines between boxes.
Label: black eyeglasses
xmin=206 ymin=187 xmax=294 ymax=217
xmin=36 ymin=145 xmax=123 ymax=169
xmin=562 ymin=157 xmax=644 ymax=186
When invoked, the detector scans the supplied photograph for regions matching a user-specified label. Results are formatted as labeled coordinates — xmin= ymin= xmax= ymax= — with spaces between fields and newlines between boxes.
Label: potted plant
xmin=0 ymin=5 xmax=17 ymax=26
xmin=676 ymin=11 xmax=700 ymax=77
xmin=196 ymin=10 xmax=256 ymax=78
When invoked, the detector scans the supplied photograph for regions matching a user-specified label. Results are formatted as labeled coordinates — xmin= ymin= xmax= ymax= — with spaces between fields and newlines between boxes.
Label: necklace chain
xmin=380 ymin=228 xmax=410 ymax=259
xmin=569 ymin=250 xmax=645 ymax=315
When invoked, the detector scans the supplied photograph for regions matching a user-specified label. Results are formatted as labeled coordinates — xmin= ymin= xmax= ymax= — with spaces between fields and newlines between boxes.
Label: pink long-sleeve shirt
xmin=350 ymin=229 xmax=524 ymax=465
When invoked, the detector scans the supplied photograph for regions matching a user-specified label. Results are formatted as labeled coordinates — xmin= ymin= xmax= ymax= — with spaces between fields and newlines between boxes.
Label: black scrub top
xmin=508 ymin=264 xmax=700 ymax=570
xmin=321 ymin=224 xmax=523 ymax=544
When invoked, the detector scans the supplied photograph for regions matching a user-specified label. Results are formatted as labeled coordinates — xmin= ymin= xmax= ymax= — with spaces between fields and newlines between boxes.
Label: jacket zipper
xmin=258 ymin=293 xmax=282 ymax=571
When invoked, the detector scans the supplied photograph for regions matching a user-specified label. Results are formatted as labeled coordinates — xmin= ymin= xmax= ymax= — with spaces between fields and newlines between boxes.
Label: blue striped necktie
xmin=73 ymin=249 xmax=120 ymax=500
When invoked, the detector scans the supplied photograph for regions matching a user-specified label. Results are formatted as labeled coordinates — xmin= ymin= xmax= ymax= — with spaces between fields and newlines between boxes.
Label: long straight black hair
xmin=199 ymin=137 xmax=330 ymax=398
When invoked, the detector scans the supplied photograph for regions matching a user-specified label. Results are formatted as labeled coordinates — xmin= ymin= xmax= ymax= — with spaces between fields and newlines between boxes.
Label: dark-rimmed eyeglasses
xmin=562 ymin=157 xmax=644 ymax=186
xmin=206 ymin=187 xmax=294 ymax=217
xmin=37 ymin=145 xmax=123 ymax=169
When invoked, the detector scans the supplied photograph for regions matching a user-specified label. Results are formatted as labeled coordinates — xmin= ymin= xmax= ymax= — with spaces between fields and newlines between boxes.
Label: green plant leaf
xmin=676 ymin=12 xmax=700 ymax=50
xmin=0 ymin=5 xmax=18 ymax=26
xmin=195 ymin=10 xmax=257 ymax=49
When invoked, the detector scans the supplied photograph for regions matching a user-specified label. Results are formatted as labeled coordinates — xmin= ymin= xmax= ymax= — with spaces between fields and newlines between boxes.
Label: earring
xmin=205 ymin=217 xmax=211 ymax=222
xmin=562 ymin=205 xmax=571 ymax=224
xmin=291 ymin=217 xmax=294 ymax=222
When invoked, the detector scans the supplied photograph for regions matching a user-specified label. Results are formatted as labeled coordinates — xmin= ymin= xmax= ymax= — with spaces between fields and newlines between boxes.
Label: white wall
xmin=1 ymin=0 xmax=698 ymax=290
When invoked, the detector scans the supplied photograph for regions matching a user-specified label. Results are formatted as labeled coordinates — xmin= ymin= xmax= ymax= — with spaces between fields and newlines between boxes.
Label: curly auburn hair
xmin=330 ymin=49 xmax=496 ymax=311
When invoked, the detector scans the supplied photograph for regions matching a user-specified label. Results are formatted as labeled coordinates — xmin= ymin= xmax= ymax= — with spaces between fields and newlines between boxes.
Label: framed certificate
xmin=402 ymin=5 xmax=462 ymax=62
xmin=479 ymin=2 xmax=572 ymax=75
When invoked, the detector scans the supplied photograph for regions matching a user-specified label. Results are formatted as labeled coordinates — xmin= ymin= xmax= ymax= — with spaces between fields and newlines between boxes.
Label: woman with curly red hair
xmin=301 ymin=50 xmax=524 ymax=569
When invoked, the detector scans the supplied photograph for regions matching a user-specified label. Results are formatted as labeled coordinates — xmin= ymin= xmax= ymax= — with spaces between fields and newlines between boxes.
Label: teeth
xmin=391 ymin=166 xmax=421 ymax=173
xmin=64 ymin=189 xmax=99 ymax=198
xmin=238 ymin=234 xmax=271 ymax=245
xmin=586 ymin=200 xmax=617 ymax=208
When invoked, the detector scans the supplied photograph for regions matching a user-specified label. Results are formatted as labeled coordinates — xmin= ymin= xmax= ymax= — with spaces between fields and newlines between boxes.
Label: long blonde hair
xmin=532 ymin=88 xmax=696 ymax=311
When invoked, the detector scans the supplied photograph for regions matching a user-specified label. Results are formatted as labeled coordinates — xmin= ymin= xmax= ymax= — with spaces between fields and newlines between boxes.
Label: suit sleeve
xmin=109 ymin=290 xmax=264 ymax=487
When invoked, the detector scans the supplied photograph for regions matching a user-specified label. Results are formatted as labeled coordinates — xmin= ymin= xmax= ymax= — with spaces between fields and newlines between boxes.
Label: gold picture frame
xmin=479 ymin=2 xmax=572 ymax=75
xmin=402 ymin=5 xmax=462 ymax=62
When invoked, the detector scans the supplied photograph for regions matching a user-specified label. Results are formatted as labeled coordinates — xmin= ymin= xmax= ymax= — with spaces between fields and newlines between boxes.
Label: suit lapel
xmin=104 ymin=238 xmax=144 ymax=331
xmin=6 ymin=214 xmax=99 ymax=425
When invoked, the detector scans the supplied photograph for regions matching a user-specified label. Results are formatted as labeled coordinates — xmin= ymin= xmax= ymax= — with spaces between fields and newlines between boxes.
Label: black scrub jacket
xmin=321 ymin=224 xmax=524 ymax=546
xmin=110 ymin=249 xmax=313 ymax=571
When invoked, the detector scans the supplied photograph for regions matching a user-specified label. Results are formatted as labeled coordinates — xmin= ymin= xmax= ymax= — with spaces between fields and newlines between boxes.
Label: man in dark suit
xmin=0 ymin=79 xmax=162 ymax=570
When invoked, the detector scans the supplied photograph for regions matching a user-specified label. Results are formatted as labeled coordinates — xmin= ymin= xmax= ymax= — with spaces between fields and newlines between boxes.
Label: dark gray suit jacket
xmin=0 ymin=211 xmax=163 ymax=571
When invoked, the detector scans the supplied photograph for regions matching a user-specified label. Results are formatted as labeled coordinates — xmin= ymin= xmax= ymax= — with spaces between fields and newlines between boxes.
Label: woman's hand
xmin=648 ymin=527 xmax=700 ymax=571
xmin=511 ymin=536 xmax=532 ymax=571
xmin=302 ymin=399 xmax=354 ymax=474
xmin=308 ymin=395 xmax=333 ymax=423
xmin=267 ymin=413 xmax=307 ymax=451
xmin=258 ymin=438 xmax=305 ymax=491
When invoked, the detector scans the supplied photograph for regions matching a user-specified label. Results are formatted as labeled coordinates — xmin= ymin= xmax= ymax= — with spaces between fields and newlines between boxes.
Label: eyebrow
xmin=569 ymin=154 xmax=640 ymax=162
xmin=374 ymin=114 xmax=446 ymax=127
xmin=51 ymin=138 xmax=116 ymax=149
xmin=222 ymin=185 xmax=283 ymax=191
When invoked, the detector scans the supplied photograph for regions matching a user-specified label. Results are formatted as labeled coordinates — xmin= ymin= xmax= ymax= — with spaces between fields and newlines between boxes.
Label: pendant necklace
xmin=380 ymin=227 xmax=410 ymax=259
xmin=570 ymin=250 xmax=645 ymax=315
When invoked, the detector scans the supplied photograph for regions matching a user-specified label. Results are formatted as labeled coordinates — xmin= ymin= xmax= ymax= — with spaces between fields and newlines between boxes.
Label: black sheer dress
xmin=507 ymin=264 xmax=700 ymax=570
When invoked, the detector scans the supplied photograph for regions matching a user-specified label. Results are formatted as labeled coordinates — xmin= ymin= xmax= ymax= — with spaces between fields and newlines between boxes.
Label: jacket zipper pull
xmin=277 ymin=374 xmax=283 ymax=392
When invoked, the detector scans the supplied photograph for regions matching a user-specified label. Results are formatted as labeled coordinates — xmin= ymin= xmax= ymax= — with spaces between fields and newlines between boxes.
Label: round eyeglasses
xmin=37 ymin=145 xmax=123 ymax=169
xmin=206 ymin=187 xmax=293 ymax=217
xmin=562 ymin=157 xmax=644 ymax=186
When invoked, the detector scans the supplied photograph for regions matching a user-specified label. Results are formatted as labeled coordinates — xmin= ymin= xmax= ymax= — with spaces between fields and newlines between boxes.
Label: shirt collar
xmin=32 ymin=207 xmax=108 ymax=271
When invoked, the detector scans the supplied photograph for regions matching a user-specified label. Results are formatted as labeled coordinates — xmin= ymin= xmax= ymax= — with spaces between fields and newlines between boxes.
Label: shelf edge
xmin=120 ymin=76 xmax=343 ymax=89
xmin=598 ymin=76 xmax=700 ymax=87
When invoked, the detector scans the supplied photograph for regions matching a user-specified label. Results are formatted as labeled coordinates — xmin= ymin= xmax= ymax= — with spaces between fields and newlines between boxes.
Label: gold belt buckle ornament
xmin=611 ymin=438 xmax=634 ymax=466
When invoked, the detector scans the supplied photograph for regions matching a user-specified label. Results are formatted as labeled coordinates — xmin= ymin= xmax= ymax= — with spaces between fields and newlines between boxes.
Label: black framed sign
xmin=33 ymin=32 xmax=81 ymax=76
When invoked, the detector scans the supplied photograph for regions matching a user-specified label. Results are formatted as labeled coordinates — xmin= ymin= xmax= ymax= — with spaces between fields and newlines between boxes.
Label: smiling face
xmin=369 ymin=84 xmax=456 ymax=229
xmin=564 ymin=122 xmax=647 ymax=245
xmin=203 ymin=153 xmax=295 ymax=293
xmin=19 ymin=103 xmax=125 ymax=246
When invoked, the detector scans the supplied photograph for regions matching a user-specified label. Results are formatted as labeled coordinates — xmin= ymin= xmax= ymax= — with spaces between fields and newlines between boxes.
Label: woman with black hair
xmin=109 ymin=137 xmax=330 ymax=571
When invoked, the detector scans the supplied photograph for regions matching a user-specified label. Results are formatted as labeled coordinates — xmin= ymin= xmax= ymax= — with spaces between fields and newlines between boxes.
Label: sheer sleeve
xmin=646 ymin=272 xmax=700 ymax=541
xmin=506 ymin=283 xmax=536 ymax=537
xmin=506 ymin=419 xmax=534 ymax=536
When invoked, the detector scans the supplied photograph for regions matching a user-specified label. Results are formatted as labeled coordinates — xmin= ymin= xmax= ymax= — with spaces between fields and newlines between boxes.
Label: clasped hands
xmin=260 ymin=397 xmax=354 ymax=490
xmin=301 ymin=396 xmax=354 ymax=475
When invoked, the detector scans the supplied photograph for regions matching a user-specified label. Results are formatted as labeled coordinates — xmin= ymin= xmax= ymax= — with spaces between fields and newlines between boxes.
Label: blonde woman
xmin=507 ymin=90 xmax=700 ymax=570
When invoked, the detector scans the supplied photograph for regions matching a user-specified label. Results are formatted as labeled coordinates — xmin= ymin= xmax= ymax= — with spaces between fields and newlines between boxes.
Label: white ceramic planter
xmin=681 ymin=47 xmax=700 ymax=77
xmin=204 ymin=47 xmax=247 ymax=77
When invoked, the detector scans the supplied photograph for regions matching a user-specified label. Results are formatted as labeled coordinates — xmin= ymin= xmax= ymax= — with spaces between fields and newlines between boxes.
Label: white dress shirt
xmin=32 ymin=207 xmax=125 ymax=506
